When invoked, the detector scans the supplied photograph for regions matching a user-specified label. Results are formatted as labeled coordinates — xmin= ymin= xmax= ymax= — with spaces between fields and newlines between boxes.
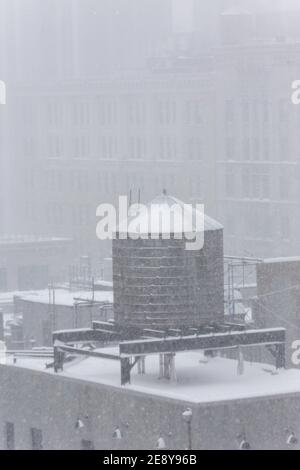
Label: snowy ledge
xmin=3 ymin=352 xmax=300 ymax=405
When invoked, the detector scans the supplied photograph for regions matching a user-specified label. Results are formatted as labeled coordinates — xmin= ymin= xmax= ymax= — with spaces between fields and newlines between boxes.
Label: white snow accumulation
xmin=12 ymin=289 xmax=113 ymax=306
xmin=4 ymin=351 xmax=300 ymax=404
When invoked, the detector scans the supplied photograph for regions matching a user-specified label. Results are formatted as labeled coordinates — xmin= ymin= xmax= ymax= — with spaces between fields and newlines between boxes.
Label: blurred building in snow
xmin=214 ymin=42 xmax=300 ymax=259
xmin=4 ymin=40 xmax=300 ymax=260
xmin=1 ymin=1 xmax=300 ymax=263
xmin=13 ymin=287 xmax=113 ymax=348
xmin=4 ymin=74 xmax=215 ymax=259
xmin=255 ymin=257 xmax=300 ymax=367
xmin=0 ymin=0 xmax=173 ymax=82
xmin=0 ymin=236 xmax=73 ymax=292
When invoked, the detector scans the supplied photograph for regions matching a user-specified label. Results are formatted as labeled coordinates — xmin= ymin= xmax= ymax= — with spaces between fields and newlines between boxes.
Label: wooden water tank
xmin=113 ymin=194 xmax=224 ymax=329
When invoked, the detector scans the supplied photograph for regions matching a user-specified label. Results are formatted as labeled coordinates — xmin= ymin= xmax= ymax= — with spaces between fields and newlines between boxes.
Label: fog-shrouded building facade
xmin=2 ymin=3 xmax=300 ymax=265
xmin=5 ymin=42 xmax=300 ymax=263
xmin=5 ymin=73 xmax=215 ymax=262
xmin=215 ymin=42 xmax=300 ymax=258
xmin=0 ymin=0 xmax=173 ymax=82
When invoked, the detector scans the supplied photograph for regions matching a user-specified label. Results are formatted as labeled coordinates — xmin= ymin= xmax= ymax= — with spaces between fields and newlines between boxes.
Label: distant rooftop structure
xmin=0 ymin=235 xmax=74 ymax=292
xmin=262 ymin=256 xmax=300 ymax=265
xmin=14 ymin=288 xmax=113 ymax=307
xmin=0 ymin=235 xmax=72 ymax=246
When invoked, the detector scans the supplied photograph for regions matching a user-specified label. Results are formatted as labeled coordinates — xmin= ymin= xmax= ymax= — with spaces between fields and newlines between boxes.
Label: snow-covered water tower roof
xmin=116 ymin=193 xmax=223 ymax=236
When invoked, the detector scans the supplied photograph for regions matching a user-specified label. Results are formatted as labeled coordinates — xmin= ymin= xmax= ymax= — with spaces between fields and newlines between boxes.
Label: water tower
xmin=113 ymin=194 xmax=224 ymax=329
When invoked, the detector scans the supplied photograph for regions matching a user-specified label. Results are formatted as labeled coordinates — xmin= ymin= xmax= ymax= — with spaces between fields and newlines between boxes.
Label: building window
xmin=225 ymin=100 xmax=235 ymax=123
xmin=253 ymin=101 xmax=260 ymax=126
xmin=242 ymin=171 xmax=250 ymax=198
xmin=186 ymin=137 xmax=202 ymax=161
xmin=5 ymin=422 xmax=15 ymax=450
xmin=262 ymin=174 xmax=270 ymax=199
xmin=98 ymin=99 xmax=116 ymax=126
xmin=279 ymin=137 xmax=290 ymax=161
xmin=279 ymin=99 xmax=288 ymax=123
xmin=0 ymin=268 xmax=7 ymax=292
xmin=253 ymin=138 xmax=260 ymax=161
xmin=73 ymin=102 xmax=90 ymax=127
xmin=226 ymin=213 xmax=236 ymax=236
xmin=72 ymin=205 xmax=90 ymax=227
xmin=74 ymin=136 xmax=90 ymax=159
xmin=22 ymin=103 xmax=34 ymax=125
xmin=128 ymin=100 xmax=146 ymax=125
xmin=48 ymin=135 xmax=63 ymax=159
xmin=249 ymin=173 xmax=270 ymax=200
xmin=252 ymin=175 xmax=260 ymax=199
xmin=243 ymin=138 xmax=250 ymax=160
xmin=242 ymin=101 xmax=250 ymax=123
xmin=31 ymin=428 xmax=43 ymax=450
xmin=46 ymin=203 xmax=64 ymax=226
xmin=81 ymin=439 xmax=94 ymax=450
xmin=158 ymin=136 xmax=175 ymax=160
xmin=226 ymin=138 xmax=235 ymax=160
xmin=263 ymin=137 xmax=270 ymax=161
xmin=159 ymin=100 xmax=176 ymax=125
xmin=263 ymin=101 xmax=269 ymax=123
xmin=23 ymin=136 xmax=35 ymax=158
xmin=101 ymin=136 xmax=117 ymax=159
xmin=128 ymin=137 xmax=146 ymax=160
xmin=280 ymin=171 xmax=290 ymax=200
xmin=186 ymin=100 xmax=202 ymax=125
xmin=225 ymin=171 xmax=235 ymax=197
xmin=47 ymin=102 xmax=63 ymax=127
xmin=45 ymin=170 xmax=64 ymax=192
xmin=280 ymin=216 xmax=291 ymax=240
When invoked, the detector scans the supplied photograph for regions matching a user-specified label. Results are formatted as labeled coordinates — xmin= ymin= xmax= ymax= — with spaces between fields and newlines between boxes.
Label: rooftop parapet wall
xmin=0 ymin=362 xmax=300 ymax=450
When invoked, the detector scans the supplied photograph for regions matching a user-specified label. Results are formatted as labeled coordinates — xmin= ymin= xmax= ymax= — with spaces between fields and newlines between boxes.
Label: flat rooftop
xmin=0 ymin=235 xmax=72 ymax=246
xmin=4 ymin=351 xmax=300 ymax=404
xmin=14 ymin=289 xmax=113 ymax=306
xmin=262 ymin=256 xmax=300 ymax=264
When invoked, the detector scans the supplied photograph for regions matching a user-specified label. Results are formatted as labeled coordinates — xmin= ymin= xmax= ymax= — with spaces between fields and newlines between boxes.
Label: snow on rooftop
xmin=0 ymin=235 xmax=72 ymax=245
xmin=262 ymin=256 xmax=300 ymax=265
xmin=0 ymin=290 xmax=39 ymax=305
xmin=14 ymin=288 xmax=113 ymax=306
xmin=117 ymin=193 xmax=223 ymax=236
xmin=5 ymin=351 xmax=300 ymax=405
xmin=95 ymin=280 xmax=113 ymax=288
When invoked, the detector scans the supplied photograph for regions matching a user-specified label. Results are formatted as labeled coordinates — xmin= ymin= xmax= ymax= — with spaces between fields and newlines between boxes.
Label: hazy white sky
xmin=172 ymin=0 xmax=194 ymax=33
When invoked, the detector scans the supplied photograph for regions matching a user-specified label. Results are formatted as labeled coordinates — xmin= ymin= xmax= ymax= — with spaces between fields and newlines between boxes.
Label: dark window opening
xmin=81 ymin=439 xmax=94 ymax=450
xmin=5 ymin=422 xmax=15 ymax=450
xmin=31 ymin=428 xmax=43 ymax=450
